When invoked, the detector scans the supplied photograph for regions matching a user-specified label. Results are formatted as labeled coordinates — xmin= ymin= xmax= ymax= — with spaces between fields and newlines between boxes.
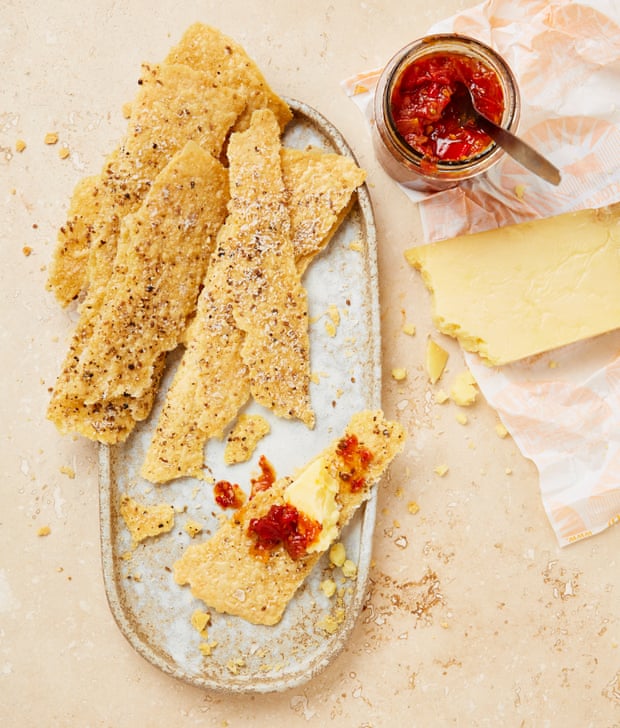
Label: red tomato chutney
xmin=247 ymin=503 xmax=322 ymax=560
xmin=389 ymin=52 xmax=504 ymax=163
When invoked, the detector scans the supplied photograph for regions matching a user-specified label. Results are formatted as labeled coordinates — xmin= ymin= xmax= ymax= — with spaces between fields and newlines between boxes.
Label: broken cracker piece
xmin=173 ymin=410 xmax=405 ymax=626
xmin=119 ymin=494 xmax=175 ymax=543
xmin=224 ymin=414 xmax=271 ymax=465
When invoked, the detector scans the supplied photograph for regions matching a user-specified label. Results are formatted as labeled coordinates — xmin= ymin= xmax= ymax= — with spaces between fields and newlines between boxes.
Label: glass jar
xmin=372 ymin=34 xmax=520 ymax=193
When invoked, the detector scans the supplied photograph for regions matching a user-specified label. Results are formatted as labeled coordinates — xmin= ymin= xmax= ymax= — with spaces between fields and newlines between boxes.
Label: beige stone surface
xmin=1 ymin=1 xmax=618 ymax=726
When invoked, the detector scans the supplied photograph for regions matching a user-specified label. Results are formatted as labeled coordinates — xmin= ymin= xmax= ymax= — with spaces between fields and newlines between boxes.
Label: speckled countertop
xmin=1 ymin=1 xmax=618 ymax=726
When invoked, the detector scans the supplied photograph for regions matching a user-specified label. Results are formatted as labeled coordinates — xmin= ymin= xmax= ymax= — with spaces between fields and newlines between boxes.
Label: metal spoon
xmin=453 ymin=81 xmax=561 ymax=186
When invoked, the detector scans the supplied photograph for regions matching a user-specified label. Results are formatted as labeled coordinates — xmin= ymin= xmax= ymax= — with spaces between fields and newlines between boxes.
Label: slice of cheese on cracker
xmin=174 ymin=410 xmax=405 ymax=626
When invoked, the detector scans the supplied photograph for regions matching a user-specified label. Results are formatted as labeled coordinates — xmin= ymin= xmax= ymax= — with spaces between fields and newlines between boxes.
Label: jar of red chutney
xmin=372 ymin=34 xmax=520 ymax=192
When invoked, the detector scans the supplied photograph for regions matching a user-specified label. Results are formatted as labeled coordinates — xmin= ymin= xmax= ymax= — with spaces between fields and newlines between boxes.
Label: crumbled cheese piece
xmin=44 ymin=132 xmax=59 ymax=145
xmin=329 ymin=541 xmax=346 ymax=567
xmin=22 ymin=246 xmax=33 ymax=257
xmin=15 ymin=139 xmax=26 ymax=152
xmin=407 ymin=501 xmax=420 ymax=515
xmin=320 ymin=579 xmax=337 ymax=598
xmin=58 ymin=146 xmax=70 ymax=159
xmin=455 ymin=412 xmax=468 ymax=425
xmin=495 ymin=422 xmax=509 ymax=439
xmin=402 ymin=322 xmax=416 ymax=336
xmin=342 ymin=559 xmax=357 ymax=579
xmin=434 ymin=389 xmax=449 ymax=404
xmin=59 ymin=465 xmax=75 ymax=479
xmin=449 ymin=370 xmax=478 ymax=406
xmin=37 ymin=525 xmax=51 ymax=537
xmin=505 ymin=467 xmax=513 ymax=475
xmin=514 ymin=183 xmax=526 ymax=199
xmin=391 ymin=367 xmax=407 ymax=381
xmin=434 ymin=464 xmax=449 ymax=477
xmin=348 ymin=239 xmax=363 ymax=252
xmin=426 ymin=339 xmax=449 ymax=384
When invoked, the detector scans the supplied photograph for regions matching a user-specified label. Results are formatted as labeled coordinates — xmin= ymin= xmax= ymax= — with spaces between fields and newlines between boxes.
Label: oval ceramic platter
xmin=99 ymin=99 xmax=381 ymax=693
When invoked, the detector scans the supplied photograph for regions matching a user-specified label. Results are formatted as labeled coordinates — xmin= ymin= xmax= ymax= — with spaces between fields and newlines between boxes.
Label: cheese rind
xmin=406 ymin=204 xmax=620 ymax=366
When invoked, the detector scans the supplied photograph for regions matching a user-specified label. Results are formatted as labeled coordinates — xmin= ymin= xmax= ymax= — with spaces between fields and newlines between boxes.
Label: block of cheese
xmin=405 ymin=204 xmax=620 ymax=366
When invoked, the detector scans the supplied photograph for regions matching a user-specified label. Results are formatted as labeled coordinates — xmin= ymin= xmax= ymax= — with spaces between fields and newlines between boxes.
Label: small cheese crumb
xmin=44 ymin=132 xmax=59 ymax=145
xmin=495 ymin=423 xmax=509 ymax=439
xmin=353 ymin=84 xmax=369 ymax=95
xmin=434 ymin=464 xmax=449 ymax=477
xmin=320 ymin=579 xmax=337 ymax=598
xmin=329 ymin=542 xmax=346 ymax=567
xmin=548 ymin=360 xmax=559 ymax=369
xmin=348 ymin=239 xmax=363 ymax=252
xmin=434 ymin=389 xmax=449 ymax=404
xmin=449 ymin=370 xmax=478 ymax=406
xmin=22 ymin=246 xmax=33 ymax=257
xmin=407 ymin=501 xmax=420 ymax=515
xmin=15 ymin=139 xmax=26 ymax=152
xmin=37 ymin=526 xmax=51 ymax=537
xmin=58 ymin=146 xmax=70 ymax=159
xmin=514 ymin=183 xmax=527 ymax=199
xmin=455 ymin=412 xmax=468 ymax=425
xmin=59 ymin=465 xmax=75 ymax=479
xmin=505 ymin=467 xmax=513 ymax=475
xmin=391 ymin=367 xmax=407 ymax=381
xmin=402 ymin=323 xmax=416 ymax=336
xmin=342 ymin=559 xmax=357 ymax=579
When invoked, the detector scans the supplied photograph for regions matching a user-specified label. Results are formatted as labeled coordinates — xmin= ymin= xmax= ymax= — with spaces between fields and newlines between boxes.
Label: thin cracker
xmin=173 ymin=410 xmax=405 ymax=626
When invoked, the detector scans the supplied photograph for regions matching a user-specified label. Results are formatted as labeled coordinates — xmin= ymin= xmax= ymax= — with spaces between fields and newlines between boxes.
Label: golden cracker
xmin=224 ymin=414 xmax=271 ymax=465
xmin=173 ymin=410 xmax=405 ymax=626
xmin=73 ymin=141 xmax=229 ymax=404
xmin=165 ymin=23 xmax=292 ymax=132
xmin=141 ymin=144 xmax=365 ymax=481
xmin=226 ymin=109 xmax=314 ymax=427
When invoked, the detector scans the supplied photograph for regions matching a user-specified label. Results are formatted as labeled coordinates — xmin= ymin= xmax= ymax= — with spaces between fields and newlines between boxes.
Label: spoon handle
xmin=478 ymin=117 xmax=562 ymax=186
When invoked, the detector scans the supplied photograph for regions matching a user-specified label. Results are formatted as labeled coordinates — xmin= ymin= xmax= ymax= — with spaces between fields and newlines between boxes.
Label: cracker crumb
xmin=226 ymin=657 xmax=246 ymax=675
xmin=505 ymin=467 xmax=513 ymax=475
xmin=407 ymin=501 xmax=420 ymax=515
xmin=190 ymin=609 xmax=211 ymax=636
xmin=15 ymin=139 xmax=26 ymax=152
xmin=199 ymin=641 xmax=218 ymax=656
xmin=391 ymin=367 xmax=407 ymax=381
xmin=59 ymin=465 xmax=75 ymax=479
xmin=44 ymin=132 xmax=59 ymax=145
xmin=434 ymin=464 xmax=449 ymax=477
xmin=22 ymin=246 xmax=33 ymax=257
xmin=184 ymin=519 xmax=203 ymax=538
xmin=37 ymin=526 xmax=51 ymax=537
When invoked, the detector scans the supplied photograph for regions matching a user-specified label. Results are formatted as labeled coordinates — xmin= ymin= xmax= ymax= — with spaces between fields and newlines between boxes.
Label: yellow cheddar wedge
xmin=406 ymin=204 xmax=620 ymax=366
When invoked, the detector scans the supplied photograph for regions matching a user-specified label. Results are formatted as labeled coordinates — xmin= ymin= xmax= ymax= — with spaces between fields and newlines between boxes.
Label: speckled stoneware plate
xmin=99 ymin=98 xmax=381 ymax=693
